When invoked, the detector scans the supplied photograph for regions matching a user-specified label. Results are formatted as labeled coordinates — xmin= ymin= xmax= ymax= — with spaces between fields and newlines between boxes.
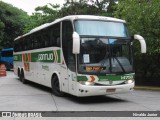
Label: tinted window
xmin=14 ymin=23 xmax=61 ymax=52
xmin=62 ymin=20 xmax=75 ymax=71
xmin=75 ymin=20 xmax=129 ymax=37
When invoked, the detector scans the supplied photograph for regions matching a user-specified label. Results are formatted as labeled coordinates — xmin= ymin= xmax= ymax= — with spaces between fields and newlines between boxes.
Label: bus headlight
xmin=79 ymin=81 xmax=95 ymax=86
xmin=125 ymin=80 xmax=134 ymax=84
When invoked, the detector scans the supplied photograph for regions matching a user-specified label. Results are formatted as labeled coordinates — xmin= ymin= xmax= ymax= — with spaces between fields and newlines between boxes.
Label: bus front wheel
xmin=51 ymin=75 xmax=64 ymax=97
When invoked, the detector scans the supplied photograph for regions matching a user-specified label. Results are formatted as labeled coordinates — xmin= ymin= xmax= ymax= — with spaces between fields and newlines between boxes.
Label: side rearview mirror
xmin=72 ymin=32 xmax=80 ymax=54
xmin=134 ymin=35 xmax=147 ymax=53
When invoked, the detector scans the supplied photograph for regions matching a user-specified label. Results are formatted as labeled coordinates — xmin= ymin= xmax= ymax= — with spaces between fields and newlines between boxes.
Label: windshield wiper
xmin=114 ymin=56 xmax=126 ymax=73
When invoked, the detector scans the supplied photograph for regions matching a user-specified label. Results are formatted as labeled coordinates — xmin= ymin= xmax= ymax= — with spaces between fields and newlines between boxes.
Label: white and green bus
xmin=14 ymin=15 xmax=146 ymax=97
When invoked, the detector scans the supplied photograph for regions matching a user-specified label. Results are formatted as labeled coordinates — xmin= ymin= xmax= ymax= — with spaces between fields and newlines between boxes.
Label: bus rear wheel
xmin=20 ymin=70 xmax=27 ymax=84
xmin=18 ymin=69 xmax=21 ymax=80
xmin=51 ymin=75 xmax=64 ymax=97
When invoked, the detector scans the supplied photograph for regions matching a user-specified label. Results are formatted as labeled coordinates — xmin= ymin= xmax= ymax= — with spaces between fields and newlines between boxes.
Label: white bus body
xmin=14 ymin=15 xmax=146 ymax=97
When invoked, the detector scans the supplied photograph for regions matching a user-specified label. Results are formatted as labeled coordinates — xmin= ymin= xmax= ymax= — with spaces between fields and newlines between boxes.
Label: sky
xmin=1 ymin=0 xmax=66 ymax=15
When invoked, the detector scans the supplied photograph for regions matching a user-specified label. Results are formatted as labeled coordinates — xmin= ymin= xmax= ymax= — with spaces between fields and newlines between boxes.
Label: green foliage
xmin=114 ymin=0 xmax=160 ymax=85
xmin=25 ymin=0 xmax=117 ymax=32
xmin=114 ymin=0 xmax=160 ymax=55
xmin=24 ymin=4 xmax=61 ymax=33
xmin=60 ymin=1 xmax=101 ymax=16
xmin=0 ymin=20 xmax=5 ymax=45
xmin=60 ymin=0 xmax=116 ymax=17
xmin=0 ymin=1 xmax=29 ymax=49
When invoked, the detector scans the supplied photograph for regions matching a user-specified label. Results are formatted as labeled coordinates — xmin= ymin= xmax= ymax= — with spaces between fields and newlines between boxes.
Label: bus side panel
xmin=60 ymin=66 xmax=69 ymax=94
xmin=14 ymin=62 xmax=23 ymax=76
xmin=41 ymin=63 xmax=61 ymax=88
xmin=68 ymin=70 xmax=78 ymax=96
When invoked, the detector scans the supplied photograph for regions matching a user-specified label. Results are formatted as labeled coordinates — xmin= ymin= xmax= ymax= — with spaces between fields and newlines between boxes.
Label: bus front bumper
xmin=76 ymin=82 xmax=134 ymax=97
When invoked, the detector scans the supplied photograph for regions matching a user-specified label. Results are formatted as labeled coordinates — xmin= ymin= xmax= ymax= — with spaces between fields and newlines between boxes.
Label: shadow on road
xmin=16 ymin=78 xmax=52 ymax=93
xmin=64 ymin=95 xmax=126 ymax=104
xmin=18 ymin=78 xmax=126 ymax=104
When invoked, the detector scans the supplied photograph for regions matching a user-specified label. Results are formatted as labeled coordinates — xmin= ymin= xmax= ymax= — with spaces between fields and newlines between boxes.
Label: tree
xmin=0 ymin=1 xmax=29 ymax=49
xmin=0 ymin=20 xmax=5 ymax=47
xmin=62 ymin=0 xmax=117 ymax=17
xmin=115 ymin=0 xmax=160 ymax=55
xmin=26 ymin=0 xmax=118 ymax=32
xmin=114 ymin=0 xmax=160 ymax=86
xmin=24 ymin=3 xmax=61 ymax=33
xmin=60 ymin=0 xmax=101 ymax=16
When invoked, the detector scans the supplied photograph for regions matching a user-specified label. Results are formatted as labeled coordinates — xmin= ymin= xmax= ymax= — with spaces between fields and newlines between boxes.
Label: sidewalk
xmin=134 ymin=86 xmax=160 ymax=91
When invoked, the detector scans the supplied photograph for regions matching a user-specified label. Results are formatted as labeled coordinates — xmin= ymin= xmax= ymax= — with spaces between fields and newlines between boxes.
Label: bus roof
xmin=14 ymin=15 xmax=126 ymax=41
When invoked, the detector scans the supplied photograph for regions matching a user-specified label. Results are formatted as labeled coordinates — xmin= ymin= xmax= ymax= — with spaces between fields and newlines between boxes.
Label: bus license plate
xmin=106 ymin=88 xmax=116 ymax=92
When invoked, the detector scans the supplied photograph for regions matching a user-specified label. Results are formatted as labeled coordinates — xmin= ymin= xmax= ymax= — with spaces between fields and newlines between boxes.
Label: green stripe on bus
xmin=98 ymin=75 xmax=134 ymax=81
xmin=14 ymin=54 xmax=22 ymax=61
xmin=77 ymin=74 xmax=134 ymax=81
xmin=32 ymin=51 xmax=51 ymax=62
xmin=77 ymin=76 xmax=88 ymax=81
xmin=31 ymin=50 xmax=61 ymax=63
xmin=57 ymin=50 xmax=61 ymax=63
xmin=14 ymin=50 xmax=61 ymax=63
xmin=26 ymin=53 xmax=28 ymax=62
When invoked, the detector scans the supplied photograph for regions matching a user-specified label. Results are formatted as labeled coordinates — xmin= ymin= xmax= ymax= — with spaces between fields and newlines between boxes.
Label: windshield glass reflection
xmin=78 ymin=38 xmax=133 ymax=75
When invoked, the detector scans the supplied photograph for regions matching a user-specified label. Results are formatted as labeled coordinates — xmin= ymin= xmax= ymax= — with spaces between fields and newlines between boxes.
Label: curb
xmin=134 ymin=86 xmax=160 ymax=91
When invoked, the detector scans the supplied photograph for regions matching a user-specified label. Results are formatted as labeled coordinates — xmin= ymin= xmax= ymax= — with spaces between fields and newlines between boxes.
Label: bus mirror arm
xmin=134 ymin=34 xmax=147 ymax=53
xmin=72 ymin=32 xmax=80 ymax=54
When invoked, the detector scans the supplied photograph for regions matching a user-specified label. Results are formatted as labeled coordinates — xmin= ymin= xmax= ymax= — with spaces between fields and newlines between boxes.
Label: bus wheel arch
xmin=51 ymin=73 xmax=64 ymax=97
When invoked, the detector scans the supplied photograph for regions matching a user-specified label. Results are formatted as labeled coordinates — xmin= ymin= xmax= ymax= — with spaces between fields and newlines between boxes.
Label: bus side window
xmin=39 ymin=38 xmax=43 ymax=48
xmin=56 ymin=37 xmax=60 ymax=47
xmin=14 ymin=42 xmax=17 ymax=52
xmin=16 ymin=41 xmax=20 ymax=52
xmin=37 ymin=30 xmax=44 ymax=48
xmin=28 ymin=36 xmax=32 ymax=50
xmin=20 ymin=41 xmax=23 ymax=51
xmin=40 ymin=29 xmax=49 ymax=48
xmin=49 ymin=28 xmax=54 ymax=47
xmin=25 ymin=37 xmax=30 ymax=51
xmin=50 ymin=23 xmax=60 ymax=47
xmin=31 ymin=38 xmax=34 ymax=50
xmin=49 ymin=37 xmax=55 ymax=46
xmin=33 ymin=34 xmax=39 ymax=49
xmin=45 ymin=29 xmax=50 ymax=47
xmin=24 ymin=38 xmax=27 ymax=51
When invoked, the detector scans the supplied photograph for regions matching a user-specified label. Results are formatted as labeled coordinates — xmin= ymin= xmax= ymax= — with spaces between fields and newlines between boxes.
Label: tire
xmin=18 ymin=69 xmax=21 ymax=80
xmin=51 ymin=75 xmax=65 ymax=97
xmin=20 ymin=70 xmax=27 ymax=84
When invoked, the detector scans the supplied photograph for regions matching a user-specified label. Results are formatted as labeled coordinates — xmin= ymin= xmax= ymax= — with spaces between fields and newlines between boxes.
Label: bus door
xmin=61 ymin=20 xmax=75 ymax=93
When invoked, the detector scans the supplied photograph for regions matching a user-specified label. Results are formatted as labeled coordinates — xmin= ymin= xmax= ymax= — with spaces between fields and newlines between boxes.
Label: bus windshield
xmin=78 ymin=38 xmax=133 ymax=75
xmin=74 ymin=20 xmax=128 ymax=37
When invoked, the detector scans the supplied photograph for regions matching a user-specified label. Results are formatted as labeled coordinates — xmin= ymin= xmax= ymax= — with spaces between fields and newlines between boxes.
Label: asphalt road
xmin=0 ymin=71 xmax=159 ymax=120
